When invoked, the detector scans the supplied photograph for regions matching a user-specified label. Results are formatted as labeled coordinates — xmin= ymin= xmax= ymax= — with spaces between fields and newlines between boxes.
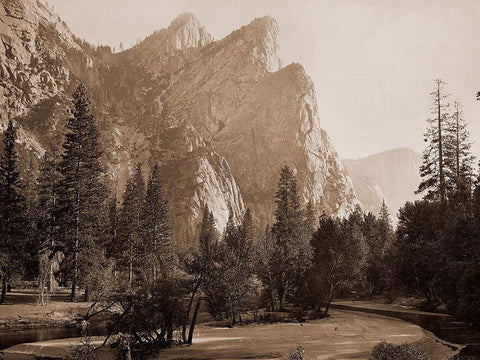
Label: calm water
xmin=0 ymin=324 xmax=107 ymax=350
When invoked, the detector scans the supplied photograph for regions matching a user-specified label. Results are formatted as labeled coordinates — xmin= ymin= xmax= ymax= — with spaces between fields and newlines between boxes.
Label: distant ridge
xmin=344 ymin=148 xmax=422 ymax=220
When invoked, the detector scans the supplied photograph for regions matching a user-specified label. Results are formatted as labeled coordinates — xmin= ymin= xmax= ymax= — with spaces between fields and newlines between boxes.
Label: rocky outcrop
xmin=160 ymin=16 xmax=357 ymax=228
xmin=344 ymin=148 xmax=422 ymax=220
xmin=213 ymin=63 xmax=359 ymax=228
xmin=0 ymin=0 xmax=86 ymax=120
xmin=1 ymin=1 xmax=360 ymax=241
xmin=162 ymin=16 xmax=282 ymax=139
xmin=123 ymin=12 xmax=214 ymax=75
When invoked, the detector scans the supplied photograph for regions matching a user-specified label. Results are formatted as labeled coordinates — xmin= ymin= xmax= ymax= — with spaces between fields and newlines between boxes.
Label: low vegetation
xmin=370 ymin=341 xmax=427 ymax=360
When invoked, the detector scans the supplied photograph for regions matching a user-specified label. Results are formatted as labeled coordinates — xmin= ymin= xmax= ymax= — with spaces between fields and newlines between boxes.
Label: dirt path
xmin=3 ymin=310 xmax=458 ymax=360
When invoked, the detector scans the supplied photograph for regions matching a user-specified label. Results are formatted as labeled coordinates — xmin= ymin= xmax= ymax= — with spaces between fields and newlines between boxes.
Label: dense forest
xmin=1 ymin=80 xmax=480 ymax=358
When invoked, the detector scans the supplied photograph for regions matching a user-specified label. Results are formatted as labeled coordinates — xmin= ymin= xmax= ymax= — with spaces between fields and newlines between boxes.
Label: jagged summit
xmin=248 ymin=15 xmax=279 ymax=33
xmin=165 ymin=12 xmax=213 ymax=50
xmin=169 ymin=12 xmax=199 ymax=30
xmin=124 ymin=12 xmax=213 ymax=73
xmin=2 ymin=3 xmax=361 ymax=240
xmin=218 ymin=15 xmax=282 ymax=73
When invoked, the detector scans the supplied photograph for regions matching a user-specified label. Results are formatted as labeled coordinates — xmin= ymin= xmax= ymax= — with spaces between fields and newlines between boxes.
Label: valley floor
xmin=3 ymin=310 xmax=457 ymax=360
xmin=0 ymin=289 xmax=90 ymax=331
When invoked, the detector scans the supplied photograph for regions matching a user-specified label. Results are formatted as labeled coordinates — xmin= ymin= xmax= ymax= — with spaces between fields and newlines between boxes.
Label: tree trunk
xmin=279 ymin=289 xmax=285 ymax=311
xmin=71 ymin=247 xmax=77 ymax=302
xmin=72 ymin=191 xmax=80 ymax=302
xmin=166 ymin=314 xmax=173 ymax=344
xmin=437 ymin=82 xmax=446 ymax=202
xmin=84 ymin=286 xmax=89 ymax=302
xmin=187 ymin=297 xmax=201 ymax=344
xmin=1 ymin=275 xmax=7 ymax=304
xmin=269 ymin=289 xmax=276 ymax=312
xmin=124 ymin=346 xmax=131 ymax=360
xmin=182 ymin=276 xmax=202 ymax=342
xmin=324 ymin=292 xmax=334 ymax=317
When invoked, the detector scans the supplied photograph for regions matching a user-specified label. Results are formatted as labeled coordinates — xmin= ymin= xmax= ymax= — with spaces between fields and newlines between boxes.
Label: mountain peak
xmin=165 ymin=12 xmax=213 ymax=50
xmin=169 ymin=12 xmax=198 ymax=29
xmin=125 ymin=12 xmax=213 ymax=72
xmin=250 ymin=15 xmax=278 ymax=30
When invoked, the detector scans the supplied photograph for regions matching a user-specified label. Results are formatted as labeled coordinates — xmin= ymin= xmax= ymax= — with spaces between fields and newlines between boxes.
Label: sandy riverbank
xmin=3 ymin=310 xmax=459 ymax=360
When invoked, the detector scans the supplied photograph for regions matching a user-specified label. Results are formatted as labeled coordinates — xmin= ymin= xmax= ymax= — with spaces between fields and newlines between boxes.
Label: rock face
xmin=1 ymin=0 xmax=359 ymax=242
xmin=213 ymin=63 xmax=358 ymax=228
xmin=0 ymin=0 xmax=86 ymax=119
xmin=343 ymin=148 xmax=422 ymax=220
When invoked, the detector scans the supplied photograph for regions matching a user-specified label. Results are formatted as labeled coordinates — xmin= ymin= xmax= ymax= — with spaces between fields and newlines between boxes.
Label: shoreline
xmin=3 ymin=310 xmax=458 ymax=360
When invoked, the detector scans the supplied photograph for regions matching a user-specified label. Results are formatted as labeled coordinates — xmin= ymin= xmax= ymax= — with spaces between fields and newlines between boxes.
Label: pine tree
xmin=58 ymin=83 xmax=107 ymax=302
xmin=36 ymin=147 xmax=63 ymax=305
xmin=204 ymin=209 xmax=255 ymax=325
xmin=118 ymin=164 xmax=145 ymax=285
xmin=417 ymin=79 xmax=450 ymax=202
xmin=0 ymin=120 xmax=27 ymax=304
xmin=444 ymin=101 xmax=475 ymax=197
xmin=379 ymin=199 xmax=390 ymax=224
xmin=255 ymin=226 xmax=276 ymax=311
xmin=240 ymin=208 xmax=255 ymax=256
xmin=199 ymin=205 xmax=218 ymax=265
xmin=141 ymin=164 xmax=174 ymax=282
xmin=271 ymin=166 xmax=313 ymax=309
xmin=22 ymin=156 xmax=40 ymax=281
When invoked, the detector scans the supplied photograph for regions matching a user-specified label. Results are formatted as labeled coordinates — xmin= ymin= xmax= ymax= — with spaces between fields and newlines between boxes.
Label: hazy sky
xmin=47 ymin=0 xmax=480 ymax=159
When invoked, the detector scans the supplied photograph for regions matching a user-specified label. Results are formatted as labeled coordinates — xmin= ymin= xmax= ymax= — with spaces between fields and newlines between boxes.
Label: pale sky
xmin=47 ymin=0 xmax=480 ymax=159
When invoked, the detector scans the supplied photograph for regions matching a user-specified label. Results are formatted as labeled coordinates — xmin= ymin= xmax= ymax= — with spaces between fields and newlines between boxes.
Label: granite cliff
xmin=1 ymin=0 xmax=359 ymax=241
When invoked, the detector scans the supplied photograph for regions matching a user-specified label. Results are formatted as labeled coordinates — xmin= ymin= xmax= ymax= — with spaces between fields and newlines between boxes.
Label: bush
xmin=370 ymin=341 xmax=427 ymax=360
xmin=285 ymin=346 xmax=304 ymax=360
xmin=456 ymin=266 xmax=480 ymax=327
xmin=256 ymin=312 xmax=290 ymax=324
xmin=67 ymin=334 xmax=97 ymax=360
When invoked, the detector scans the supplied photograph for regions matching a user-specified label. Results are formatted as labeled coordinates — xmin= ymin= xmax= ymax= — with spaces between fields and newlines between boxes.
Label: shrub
xmin=370 ymin=341 xmax=427 ymax=360
xmin=67 ymin=334 xmax=97 ymax=360
xmin=286 ymin=346 xmax=304 ymax=360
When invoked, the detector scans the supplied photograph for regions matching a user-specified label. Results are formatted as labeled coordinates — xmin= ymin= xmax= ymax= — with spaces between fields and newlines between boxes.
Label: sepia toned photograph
xmin=1 ymin=0 xmax=480 ymax=358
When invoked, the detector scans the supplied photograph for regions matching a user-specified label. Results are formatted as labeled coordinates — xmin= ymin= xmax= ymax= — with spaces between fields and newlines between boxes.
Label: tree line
xmin=391 ymin=79 xmax=480 ymax=325
xmin=0 ymin=83 xmax=399 ymax=352
xmin=2 ymin=78 xmax=480 ymax=357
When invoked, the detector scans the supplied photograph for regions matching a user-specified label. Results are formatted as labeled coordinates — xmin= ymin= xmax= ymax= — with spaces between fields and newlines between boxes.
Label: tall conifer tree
xmin=118 ymin=164 xmax=145 ymax=285
xmin=0 ymin=120 xmax=26 ymax=304
xmin=58 ymin=83 xmax=107 ymax=301
xmin=417 ymin=79 xmax=450 ymax=202
xmin=36 ymin=146 xmax=63 ymax=305
xmin=142 ymin=164 xmax=173 ymax=281
xmin=271 ymin=166 xmax=312 ymax=309
xmin=444 ymin=100 xmax=475 ymax=196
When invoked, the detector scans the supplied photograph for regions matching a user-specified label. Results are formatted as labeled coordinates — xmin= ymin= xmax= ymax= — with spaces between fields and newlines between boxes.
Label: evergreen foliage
xmin=0 ymin=120 xmax=26 ymax=304
xmin=118 ymin=164 xmax=145 ymax=285
xmin=141 ymin=164 xmax=174 ymax=281
xmin=58 ymin=83 xmax=108 ymax=302
xmin=270 ymin=166 xmax=313 ymax=309
xmin=417 ymin=79 xmax=450 ymax=202
xmin=36 ymin=147 xmax=63 ymax=305
xmin=444 ymin=100 xmax=475 ymax=197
